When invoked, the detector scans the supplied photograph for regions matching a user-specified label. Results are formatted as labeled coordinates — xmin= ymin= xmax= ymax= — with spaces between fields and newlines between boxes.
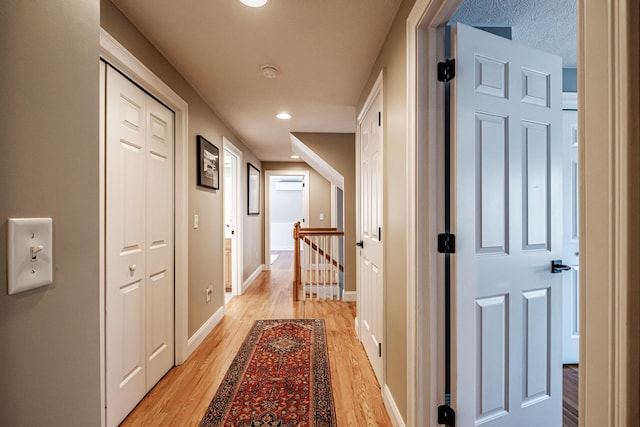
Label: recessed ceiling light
xmin=239 ymin=0 xmax=269 ymax=7
xmin=277 ymin=112 xmax=292 ymax=120
xmin=290 ymin=155 xmax=300 ymax=159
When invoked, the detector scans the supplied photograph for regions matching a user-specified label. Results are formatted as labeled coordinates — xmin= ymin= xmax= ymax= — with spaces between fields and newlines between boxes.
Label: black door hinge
xmin=378 ymin=342 xmax=382 ymax=357
xmin=378 ymin=227 xmax=382 ymax=242
xmin=378 ymin=112 xmax=381 ymax=126
xmin=437 ymin=59 xmax=456 ymax=82
xmin=438 ymin=233 xmax=456 ymax=254
xmin=438 ymin=404 xmax=456 ymax=426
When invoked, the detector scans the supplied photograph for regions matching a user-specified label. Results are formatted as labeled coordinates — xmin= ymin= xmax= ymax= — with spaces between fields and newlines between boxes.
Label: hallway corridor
xmin=121 ymin=252 xmax=392 ymax=426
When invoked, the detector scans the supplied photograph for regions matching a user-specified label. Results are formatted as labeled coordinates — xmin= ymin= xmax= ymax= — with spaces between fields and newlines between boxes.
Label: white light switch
xmin=8 ymin=218 xmax=53 ymax=295
xmin=193 ymin=214 xmax=199 ymax=229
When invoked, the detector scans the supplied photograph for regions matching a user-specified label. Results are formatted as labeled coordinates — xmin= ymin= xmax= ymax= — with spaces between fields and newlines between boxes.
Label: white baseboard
xmin=383 ymin=385 xmax=406 ymax=427
xmin=243 ymin=264 xmax=264 ymax=293
xmin=186 ymin=305 xmax=224 ymax=358
xmin=354 ymin=316 xmax=360 ymax=339
xmin=342 ymin=290 xmax=357 ymax=302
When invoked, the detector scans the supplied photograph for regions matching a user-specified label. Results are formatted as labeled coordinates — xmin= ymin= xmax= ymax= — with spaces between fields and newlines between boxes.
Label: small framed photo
xmin=247 ymin=163 xmax=260 ymax=215
xmin=198 ymin=135 xmax=219 ymax=190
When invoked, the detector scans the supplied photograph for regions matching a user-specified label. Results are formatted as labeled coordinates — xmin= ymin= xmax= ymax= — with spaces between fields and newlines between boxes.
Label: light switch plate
xmin=8 ymin=218 xmax=53 ymax=295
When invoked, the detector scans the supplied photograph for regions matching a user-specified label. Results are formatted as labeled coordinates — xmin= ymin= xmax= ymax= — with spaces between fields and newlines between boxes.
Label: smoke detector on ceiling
xmin=260 ymin=64 xmax=279 ymax=79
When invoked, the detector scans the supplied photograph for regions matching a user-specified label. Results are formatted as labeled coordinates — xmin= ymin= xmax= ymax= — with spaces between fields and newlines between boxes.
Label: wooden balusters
xmin=292 ymin=221 xmax=344 ymax=302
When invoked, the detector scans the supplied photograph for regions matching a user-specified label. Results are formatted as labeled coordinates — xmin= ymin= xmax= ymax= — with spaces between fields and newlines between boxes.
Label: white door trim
xmin=98 ymin=60 xmax=107 ymax=427
xmin=223 ymin=137 xmax=244 ymax=296
xmin=263 ymin=169 xmax=310 ymax=270
xmin=99 ymin=28 xmax=190 ymax=426
xmin=406 ymin=1 xmax=461 ymax=425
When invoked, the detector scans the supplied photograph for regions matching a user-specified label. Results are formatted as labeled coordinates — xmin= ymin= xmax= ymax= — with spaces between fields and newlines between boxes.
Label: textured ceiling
xmin=450 ymin=0 xmax=577 ymax=68
xmin=110 ymin=0 xmax=401 ymax=161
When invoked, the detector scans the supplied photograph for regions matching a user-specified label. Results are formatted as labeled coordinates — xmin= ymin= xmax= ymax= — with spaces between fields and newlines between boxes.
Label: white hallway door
xmin=452 ymin=24 xmax=563 ymax=426
xmin=105 ymin=65 xmax=175 ymax=427
xmin=357 ymin=82 xmax=384 ymax=385
xmin=562 ymin=107 xmax=579 ymax=364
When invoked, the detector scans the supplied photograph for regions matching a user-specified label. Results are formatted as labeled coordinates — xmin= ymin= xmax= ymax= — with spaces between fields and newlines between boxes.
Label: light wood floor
xmin=121 ymin=251 xmax=392 ymax=426
xmin=121 ymin=251 xmax=579 ymax=426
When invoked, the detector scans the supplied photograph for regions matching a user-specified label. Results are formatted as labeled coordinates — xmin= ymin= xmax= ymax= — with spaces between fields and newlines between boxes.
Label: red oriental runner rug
xmin=199 ymin=319 xmax=337 ymax=427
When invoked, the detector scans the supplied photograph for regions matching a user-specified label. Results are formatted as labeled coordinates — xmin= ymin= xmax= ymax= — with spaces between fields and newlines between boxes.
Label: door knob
xmin=551 ymin=260 xmax=571 ymax=273
xmin=129 ymin=264 xmax=137 ymax=272
xmin=356 ymin=240 xmax=364 ymax=248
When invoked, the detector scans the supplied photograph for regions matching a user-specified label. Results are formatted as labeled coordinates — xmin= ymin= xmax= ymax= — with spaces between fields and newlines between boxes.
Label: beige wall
xmin=356 ymin=0 xmax=416 ymax=421
xmin=293 ymin=133 xmax=356 ymax=292
xmin=101 ymin=0 xmax=263 ymax=337
xmin=262 ymin=162 xmax=333 ymax=229
xmin=0 ymin=1 xmax=102 ymax=425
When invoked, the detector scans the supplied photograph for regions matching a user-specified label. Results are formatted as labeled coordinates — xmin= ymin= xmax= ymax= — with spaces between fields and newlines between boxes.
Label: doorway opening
xmin=223 ymin=137 xmax=243 ymax=304
xmin=264 ymin=170 xmax=309 ymax=271
xmin=406 ymin=1 xmax=579 ymax=425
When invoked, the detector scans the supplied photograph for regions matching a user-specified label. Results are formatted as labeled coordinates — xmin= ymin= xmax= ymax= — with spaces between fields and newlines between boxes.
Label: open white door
xmin=451 ymin=23 xmax=563 ymax=426
xmin=561 ymin=105 xmax=579 ymax=364
xmin=357 ymin=76 xmax=384 ymax=385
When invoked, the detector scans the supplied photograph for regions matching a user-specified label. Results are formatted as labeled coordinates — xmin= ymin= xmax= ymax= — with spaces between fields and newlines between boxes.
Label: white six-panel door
xmin=451 ymin=23 xmax=563 ymax=426
xmin=144 ymin=87 xmax=175 ymax=388
xmin=106 ymin=65 xmax=174 ymax=427
xmin=357 ymin=84 xmax=384 ymax=385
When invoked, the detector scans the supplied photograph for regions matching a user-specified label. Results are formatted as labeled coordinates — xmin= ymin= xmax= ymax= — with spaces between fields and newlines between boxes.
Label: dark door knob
xmin=551 ymin=260 xmax=571 ymax=273
xmin=356 ymin=240 xmax=364 ymax=248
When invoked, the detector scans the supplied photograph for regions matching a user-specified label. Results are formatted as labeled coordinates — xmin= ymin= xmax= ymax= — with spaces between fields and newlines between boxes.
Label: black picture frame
xmin=247 ymin=163 xmax=260 ymax=215
xmin=197 ymin=135 xmax=219 ymax=190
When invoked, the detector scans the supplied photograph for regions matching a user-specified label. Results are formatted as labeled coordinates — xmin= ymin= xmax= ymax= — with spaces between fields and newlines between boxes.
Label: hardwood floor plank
xmin=563 ymin=364 xmax=579 ymax=427
xmin=121 ymin=251 xmax=392 ymax=426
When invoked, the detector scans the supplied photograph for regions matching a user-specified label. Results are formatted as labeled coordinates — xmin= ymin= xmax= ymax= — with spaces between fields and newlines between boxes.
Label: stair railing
xmin=293 ymin=221 xmax=344 ymax=301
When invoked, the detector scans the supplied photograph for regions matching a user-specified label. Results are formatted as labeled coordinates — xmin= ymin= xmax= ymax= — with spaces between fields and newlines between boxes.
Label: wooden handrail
xmin=293 ymin=221 xmax=344 ymax=301
xmin=299 ymin=230 xmax=345 ymax=237
xmin=299 ymin=227 xmax=337 ymax=232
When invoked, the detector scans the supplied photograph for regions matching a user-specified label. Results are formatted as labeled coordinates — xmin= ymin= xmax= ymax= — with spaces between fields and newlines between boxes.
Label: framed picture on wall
xmin=247 ymin=163 xmax=260 ymax=215
xmin=197 ymin=135 xmax=219 ymax=190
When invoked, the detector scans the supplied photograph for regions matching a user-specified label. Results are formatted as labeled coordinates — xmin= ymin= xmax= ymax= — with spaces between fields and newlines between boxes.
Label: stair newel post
xmin=293 ymin=221 xmax=301 ymax=302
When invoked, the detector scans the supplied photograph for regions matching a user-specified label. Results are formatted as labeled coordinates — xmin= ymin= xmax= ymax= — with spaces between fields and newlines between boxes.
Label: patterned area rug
xmin=199 ymin=319 xmax=337 ymax=426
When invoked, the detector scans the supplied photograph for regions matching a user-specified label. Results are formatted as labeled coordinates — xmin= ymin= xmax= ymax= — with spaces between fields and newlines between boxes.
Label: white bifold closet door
xmin=105 ymin=65 xmax=174 ymax=427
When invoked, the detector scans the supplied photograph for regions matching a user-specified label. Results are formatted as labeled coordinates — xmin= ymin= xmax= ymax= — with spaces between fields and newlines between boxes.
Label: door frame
xmin=223 ymin=137 xmax=244 ymax=297
xmin=406 ymin=2 xmax=458 ymax=425
xmin=99 ymin=28 xmax=190 ymax=426
xmin=405 ymin=0 xmax=640 ymax=425
xmin=263 ymin=169 xmax=310 ymax=270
